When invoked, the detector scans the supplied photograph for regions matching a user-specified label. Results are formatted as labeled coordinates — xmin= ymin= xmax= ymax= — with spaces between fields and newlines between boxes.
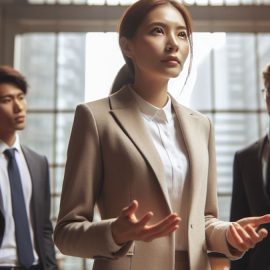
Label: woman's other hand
xmin=226 ymin=214 xmax=270 ymax=253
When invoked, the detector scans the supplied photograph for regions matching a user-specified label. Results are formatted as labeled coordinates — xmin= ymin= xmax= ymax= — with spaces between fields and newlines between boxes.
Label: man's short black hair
xmin=0 ymin=65 xmax=28 ymax=94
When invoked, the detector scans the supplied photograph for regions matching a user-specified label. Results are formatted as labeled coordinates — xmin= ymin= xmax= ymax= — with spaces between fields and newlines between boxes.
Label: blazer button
xmin=127 ymin=250 xmax=134 ymax=256
xmin=190 ymin=224 xmax=193 ymax=229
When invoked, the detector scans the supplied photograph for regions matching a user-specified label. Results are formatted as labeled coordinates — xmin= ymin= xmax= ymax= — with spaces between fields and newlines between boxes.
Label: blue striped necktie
xmin=4 ymin=148 xmax=34 ymax=269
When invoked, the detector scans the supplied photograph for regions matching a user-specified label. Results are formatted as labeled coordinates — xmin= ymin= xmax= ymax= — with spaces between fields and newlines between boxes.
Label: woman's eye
xmin=178 ymin=31 xmax=188 ymax=39
xmin=151 ymin=27 xmax=164 ymax=35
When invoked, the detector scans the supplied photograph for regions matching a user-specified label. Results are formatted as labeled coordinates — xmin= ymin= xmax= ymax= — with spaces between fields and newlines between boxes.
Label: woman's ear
xmin=120 ymin=37 xmax=133 ymax=59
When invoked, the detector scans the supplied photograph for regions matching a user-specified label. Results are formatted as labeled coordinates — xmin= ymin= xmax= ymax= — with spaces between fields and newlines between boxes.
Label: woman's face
xmin=122 ymin=4 xmax=190 ymax=81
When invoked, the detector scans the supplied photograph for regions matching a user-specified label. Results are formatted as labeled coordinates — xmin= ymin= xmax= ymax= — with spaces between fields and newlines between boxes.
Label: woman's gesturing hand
xmin=111 ymin=200 xmax=181 ymax=245
xmin=226 ymin=214 xmax=270 ymax=253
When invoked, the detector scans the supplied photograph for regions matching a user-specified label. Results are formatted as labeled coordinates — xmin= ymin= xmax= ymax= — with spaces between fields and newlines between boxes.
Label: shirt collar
xmin=129 ymin=85 xmax=173 ymax=123
xmin=0 ymin=134 xmax=21 ymax=155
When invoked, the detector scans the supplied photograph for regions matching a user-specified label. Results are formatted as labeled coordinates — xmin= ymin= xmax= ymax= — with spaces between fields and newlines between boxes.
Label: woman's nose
xmin=165 ymin=35 xmax=179 ymax=52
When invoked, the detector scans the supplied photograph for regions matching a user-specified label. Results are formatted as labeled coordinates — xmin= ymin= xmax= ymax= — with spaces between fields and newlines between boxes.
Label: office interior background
xmin=1 ymin=0 xmax=270 ymax=269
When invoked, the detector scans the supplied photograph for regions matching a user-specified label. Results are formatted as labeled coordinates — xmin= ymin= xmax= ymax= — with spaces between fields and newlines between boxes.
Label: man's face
xmin=0 ymin=83 xmax=27 ymax=139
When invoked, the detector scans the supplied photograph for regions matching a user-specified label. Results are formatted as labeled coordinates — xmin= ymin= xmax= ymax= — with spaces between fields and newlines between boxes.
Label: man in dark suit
xmin=230 ymin=63 xmax=270 ymax=270
xmin=0 ymin=66 xmax=57 ymax=270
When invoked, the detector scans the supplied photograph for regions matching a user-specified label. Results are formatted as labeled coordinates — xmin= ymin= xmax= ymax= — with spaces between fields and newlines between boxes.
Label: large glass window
xmin=15 ymin=32 xmax=86 ymax=269
xmin=14 ymin=32 xmax=270 ymax=269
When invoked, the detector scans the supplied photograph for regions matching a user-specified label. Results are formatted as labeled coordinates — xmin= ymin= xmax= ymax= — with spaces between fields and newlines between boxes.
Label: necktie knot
xmin=4 ymin=148 xmax=16 ymax=160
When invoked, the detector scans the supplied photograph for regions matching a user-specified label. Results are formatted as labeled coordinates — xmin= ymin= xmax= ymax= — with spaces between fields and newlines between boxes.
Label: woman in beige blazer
xmin=54 ymin=1 xmax=270 ymax=269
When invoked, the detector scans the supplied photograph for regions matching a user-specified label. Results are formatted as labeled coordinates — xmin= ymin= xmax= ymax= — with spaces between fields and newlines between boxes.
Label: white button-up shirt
xmin=0 ymin=135 xmax=39 ymax=266
xmin=131 ymin=89 xmax=189 ymax=250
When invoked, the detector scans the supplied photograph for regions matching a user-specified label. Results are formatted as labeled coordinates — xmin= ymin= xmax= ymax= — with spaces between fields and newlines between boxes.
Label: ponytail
xmin=110 ymin=64 xmax=134 ymax=94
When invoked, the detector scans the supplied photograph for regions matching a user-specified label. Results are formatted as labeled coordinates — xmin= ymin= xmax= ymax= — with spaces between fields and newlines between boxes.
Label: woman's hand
xmin=111 ymin=200 xmax=181 ymax=245
xmin=226 ymin=214 xmax=270 ymax=253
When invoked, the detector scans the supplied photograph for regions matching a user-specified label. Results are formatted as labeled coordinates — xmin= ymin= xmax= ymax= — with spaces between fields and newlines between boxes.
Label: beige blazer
xmin=54 ymin=86 xmax=237 ymax=270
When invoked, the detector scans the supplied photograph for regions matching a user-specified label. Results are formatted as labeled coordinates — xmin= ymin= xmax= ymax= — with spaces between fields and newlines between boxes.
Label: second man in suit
xmin=0 ymin=66 xmax=57 ymax=270
xmin=230 ymin=63 xmax=270 ymax=270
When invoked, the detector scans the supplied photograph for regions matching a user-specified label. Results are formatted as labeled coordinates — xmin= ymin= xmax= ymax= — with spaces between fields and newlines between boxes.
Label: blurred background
xmin=0 ymin=0 xmax=270 ymax=269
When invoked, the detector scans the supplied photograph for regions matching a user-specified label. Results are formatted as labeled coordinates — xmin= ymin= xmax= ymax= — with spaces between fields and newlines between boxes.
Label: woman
xmin=54 ymin=1 xmax=270 ymax=269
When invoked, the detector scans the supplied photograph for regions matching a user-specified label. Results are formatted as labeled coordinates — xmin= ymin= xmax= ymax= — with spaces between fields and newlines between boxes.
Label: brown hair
xmin=118 ymin=0 xmax=193 ymax=82
xmin=0 ymin=65 xmax=28 ymax=94
xmin=111 ymin=64 xmax=134 ymax=94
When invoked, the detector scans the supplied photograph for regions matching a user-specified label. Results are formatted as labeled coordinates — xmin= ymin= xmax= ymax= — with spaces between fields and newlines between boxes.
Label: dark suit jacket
xmin=0 ymin=145 xmax=57 ymax=270
xmin=230 ymin=135 xmax=270 ymax=270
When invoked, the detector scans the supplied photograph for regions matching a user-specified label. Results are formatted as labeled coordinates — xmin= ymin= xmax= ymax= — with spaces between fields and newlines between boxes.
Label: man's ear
xmin=120 ymin=37 xmax=133 ymax=59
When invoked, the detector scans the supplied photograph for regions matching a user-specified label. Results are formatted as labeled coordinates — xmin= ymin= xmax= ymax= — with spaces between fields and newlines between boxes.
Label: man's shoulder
xmin=21 ymin=145 xmax=46 ymax=161
xmin=236 ymin=136 xmax=266 ymax=157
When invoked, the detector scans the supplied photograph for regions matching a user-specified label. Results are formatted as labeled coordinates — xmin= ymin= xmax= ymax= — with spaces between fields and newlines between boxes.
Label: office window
xmin=14 ymin=33 xmax=86 ymax=270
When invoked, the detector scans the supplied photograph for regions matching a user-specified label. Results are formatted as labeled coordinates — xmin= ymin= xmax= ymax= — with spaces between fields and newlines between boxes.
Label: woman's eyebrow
xmin=148 ymin=21 xmax=187 ymax=30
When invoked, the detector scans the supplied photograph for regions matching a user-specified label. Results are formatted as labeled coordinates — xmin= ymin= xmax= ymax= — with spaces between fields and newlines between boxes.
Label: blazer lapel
xmin=171 ymin=97 xmax=205 ymax=214
xmin=109 ymin=87 xmax=172 ymax=211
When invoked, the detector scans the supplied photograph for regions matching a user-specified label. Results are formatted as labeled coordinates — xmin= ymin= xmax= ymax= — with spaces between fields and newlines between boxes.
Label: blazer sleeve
xmin=203 ymin=118 xmax=243 ymax=260
xmin=54 ymin=104 xmax=131 ymax=259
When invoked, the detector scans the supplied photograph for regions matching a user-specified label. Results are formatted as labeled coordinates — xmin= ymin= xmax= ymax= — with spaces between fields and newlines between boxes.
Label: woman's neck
xmin=132 ymin=77 xmax=169 ymax=108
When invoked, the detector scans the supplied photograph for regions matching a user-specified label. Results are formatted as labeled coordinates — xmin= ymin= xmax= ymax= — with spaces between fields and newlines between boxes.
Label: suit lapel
xmin=21 ymin=146 xmax=39 ymax=225
xmin=171 ymin=98 xmax=201 ymax=214
xmin=249 ymin=136 xmax=270 ymax=209
xmin=109 ymin=87 xmax=172 ymax=211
